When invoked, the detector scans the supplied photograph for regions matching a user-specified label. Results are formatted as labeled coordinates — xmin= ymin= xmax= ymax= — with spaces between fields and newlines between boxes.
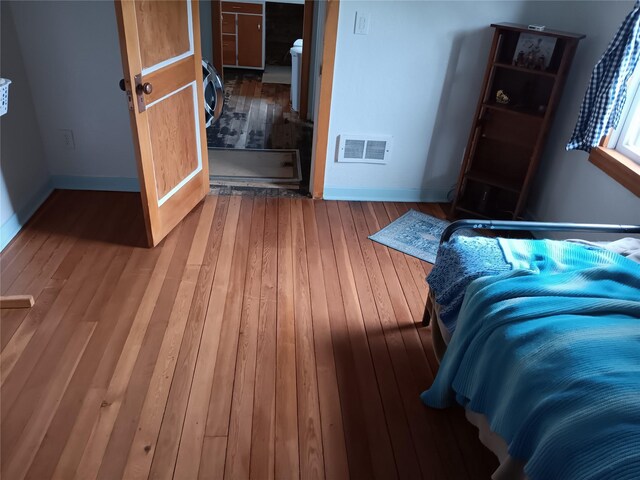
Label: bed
xmin=420 ymin=220 xmax=640 ymax=480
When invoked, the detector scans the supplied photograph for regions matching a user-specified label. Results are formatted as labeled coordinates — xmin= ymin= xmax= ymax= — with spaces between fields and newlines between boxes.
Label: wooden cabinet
xmin=221 ymin=1 xmax=264 ymax=69
xmin=222 ymin=13 xmax=235 ymax=34
xmin=451 ymin=23 xmax=584 ymax=220
xmin=222 ymin=35 xmax=236 ymax=65
xmin=237 ymin=14 xmax=263 ymax=68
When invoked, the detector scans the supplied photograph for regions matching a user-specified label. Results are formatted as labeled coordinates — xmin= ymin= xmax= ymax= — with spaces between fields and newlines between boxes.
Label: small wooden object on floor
xmin=0 ymin=295 xmax=35 ymax=309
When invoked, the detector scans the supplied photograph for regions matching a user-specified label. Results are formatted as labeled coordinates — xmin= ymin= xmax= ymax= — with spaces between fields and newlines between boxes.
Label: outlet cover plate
xmin=60 ymin=129 xmax=75 ymax=150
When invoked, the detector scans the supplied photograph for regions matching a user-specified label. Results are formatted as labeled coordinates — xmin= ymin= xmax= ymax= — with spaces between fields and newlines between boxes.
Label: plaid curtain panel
xmin=567 ymin=1 xmax=640 ymax=152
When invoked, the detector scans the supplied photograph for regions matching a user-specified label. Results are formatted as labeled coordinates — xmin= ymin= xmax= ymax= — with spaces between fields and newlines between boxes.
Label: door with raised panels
xmin=114 ymin=0 xmax=209 ymax=247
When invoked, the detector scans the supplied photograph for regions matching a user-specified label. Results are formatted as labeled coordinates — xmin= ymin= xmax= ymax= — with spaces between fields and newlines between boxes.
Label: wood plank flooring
xmin=0 ymin=190 xmax=497 ymax=479
xmin=206 ymin=69 xmax=313 ymax=191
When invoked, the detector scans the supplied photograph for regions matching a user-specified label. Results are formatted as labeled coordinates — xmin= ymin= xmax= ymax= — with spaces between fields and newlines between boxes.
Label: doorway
xmin=205 ymin=0 xmax=314 ymax=194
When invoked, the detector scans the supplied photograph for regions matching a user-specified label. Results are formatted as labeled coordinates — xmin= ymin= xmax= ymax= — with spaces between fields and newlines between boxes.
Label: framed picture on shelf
xmin=512 ymin=33 xmax=557 ymax=70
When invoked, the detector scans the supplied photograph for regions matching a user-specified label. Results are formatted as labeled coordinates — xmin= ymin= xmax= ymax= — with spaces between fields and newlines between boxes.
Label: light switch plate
xmin=354 ymin=12 xmax=370 ymax=35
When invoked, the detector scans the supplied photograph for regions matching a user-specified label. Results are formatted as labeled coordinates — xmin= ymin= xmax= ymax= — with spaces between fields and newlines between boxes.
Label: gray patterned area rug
xmin=369 ymin=209 xmax=450 ymax=264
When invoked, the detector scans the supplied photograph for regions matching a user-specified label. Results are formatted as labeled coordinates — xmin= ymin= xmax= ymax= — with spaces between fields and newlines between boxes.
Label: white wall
xmin=324 ymin=1 xmax=530 ymax=200
xmin=8 ymin=0 xmax=137 ymax=184
xmin=1 ymin=1 xmax=52 ymax=249
xmin=521 ymin=1 xmax=640 ymax=230
xmin=322 ymin=0 xmax=640 ymax=224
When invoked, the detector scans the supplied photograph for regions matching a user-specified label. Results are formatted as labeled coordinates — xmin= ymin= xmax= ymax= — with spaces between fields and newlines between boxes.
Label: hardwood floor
xmin=0 ymin=190 xmax=497 ymax=479
xmin=207 ymin=69 xmax=313 ymax=191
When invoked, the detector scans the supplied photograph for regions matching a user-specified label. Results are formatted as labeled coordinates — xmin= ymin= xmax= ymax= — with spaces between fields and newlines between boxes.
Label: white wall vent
xmin=336 ymin=134 xmax=393 ymax=164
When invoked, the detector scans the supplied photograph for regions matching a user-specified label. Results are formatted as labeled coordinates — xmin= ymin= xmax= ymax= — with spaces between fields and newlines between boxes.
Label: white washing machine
xmin=202 ymin=59 xmax=224 ymax=127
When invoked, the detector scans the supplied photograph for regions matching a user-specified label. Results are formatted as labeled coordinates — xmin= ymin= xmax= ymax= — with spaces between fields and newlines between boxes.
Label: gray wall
xmin=307 ymin=0 xmax=325 ymax=121
xmin=8 ymin=0 xmax=137 ymax=181
xmin=200 ymin=0 xmax=213 ymax=64
xmin=1 ymin=1 xmax=51 ymax=248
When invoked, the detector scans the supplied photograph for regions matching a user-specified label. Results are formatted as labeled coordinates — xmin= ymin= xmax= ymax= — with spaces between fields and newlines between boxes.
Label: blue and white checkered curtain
xmin=567 ymin=1 xmax=640 ymax=152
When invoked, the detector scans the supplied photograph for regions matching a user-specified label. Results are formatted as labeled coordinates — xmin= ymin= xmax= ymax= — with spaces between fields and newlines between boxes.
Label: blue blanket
xmin=427 ymin=236 xmax=511 ymax=333
xmin=421 ymin=239 xmax=640 ymax=480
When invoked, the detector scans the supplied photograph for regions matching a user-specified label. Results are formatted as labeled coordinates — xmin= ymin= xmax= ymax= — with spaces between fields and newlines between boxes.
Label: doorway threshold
xmin=210 ymin=185 xmax=308 ymax=198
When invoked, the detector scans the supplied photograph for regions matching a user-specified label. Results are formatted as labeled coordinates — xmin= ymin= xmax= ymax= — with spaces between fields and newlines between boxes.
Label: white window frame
xmin=609 ymin=68 xmax=640 ymax=165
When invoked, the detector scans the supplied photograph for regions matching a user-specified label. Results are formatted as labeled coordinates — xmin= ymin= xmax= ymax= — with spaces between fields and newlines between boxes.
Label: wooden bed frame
xmin=423 ymin=290 xmax=448 ymax=361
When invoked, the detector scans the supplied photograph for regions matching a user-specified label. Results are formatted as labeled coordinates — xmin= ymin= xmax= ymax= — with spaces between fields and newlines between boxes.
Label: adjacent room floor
xmin=206 ymin=69 xmax=313 ymax=192
xmin=0 ymin=190 xmax=497 ymax=480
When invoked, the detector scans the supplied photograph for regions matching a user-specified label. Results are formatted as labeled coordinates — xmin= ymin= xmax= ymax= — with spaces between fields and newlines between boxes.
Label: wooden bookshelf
xmin=451 ymin=23 xmax=585 ymax=220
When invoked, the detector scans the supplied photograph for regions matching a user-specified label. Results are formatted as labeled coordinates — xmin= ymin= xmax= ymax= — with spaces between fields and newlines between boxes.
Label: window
xmin=588 ymin=68 xmax=640 ymax=197
xmin=608 ymin=68 xmax=640 ymax=165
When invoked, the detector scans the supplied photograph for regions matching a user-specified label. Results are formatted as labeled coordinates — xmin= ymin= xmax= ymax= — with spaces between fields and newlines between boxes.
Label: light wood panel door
xmin=237 ymin=14 xmax=262 ymax=68
xmin=115 ymin=0 xmax=209 ymax=247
